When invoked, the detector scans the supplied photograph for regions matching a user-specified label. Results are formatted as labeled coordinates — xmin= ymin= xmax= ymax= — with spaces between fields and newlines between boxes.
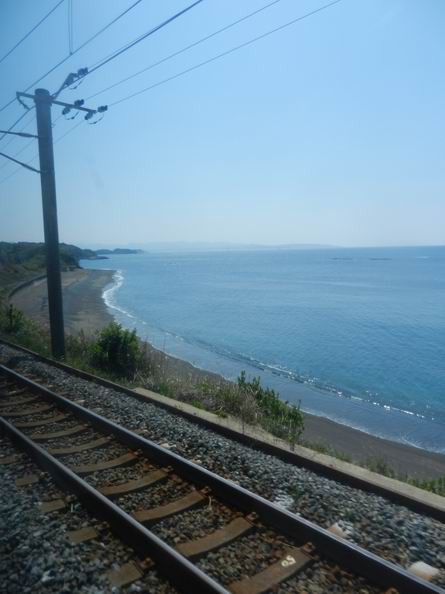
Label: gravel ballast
xmin=0 ymin=435 xmax=176 ymax=594
xmin=1 ymin=343 xmax=444 ymax=591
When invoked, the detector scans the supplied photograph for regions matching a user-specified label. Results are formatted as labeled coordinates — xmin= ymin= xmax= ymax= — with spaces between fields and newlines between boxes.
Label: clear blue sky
xmin=0 ymin=0 xmax=444 ymax=247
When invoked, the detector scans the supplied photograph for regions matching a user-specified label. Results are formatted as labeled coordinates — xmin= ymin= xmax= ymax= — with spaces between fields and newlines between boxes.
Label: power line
xmin=0 ymin=112 xmax=66 ymax=176
xmin=0 ymin=162 xmax=31 ymax=186
xmin=0 ymin=114 xmax=64 ymax=173
xmin=87 ymin=0 xmax=283 ymax=101
xmin=54 ymin=118 xmax=83 ymax=145
xmin=86 ymin=0 xmax=205 ymax=78
xmin=0 ymin=150 xmax=40 ymax=173
xmin=0 ymin=0 xmax=144 ymax=114
xmin=0 ymin=0 xmax=65 ymax=66
xmin=0 ymin=89 xmax=92 ymax=183
xmin=0 ymin=137 xmax=35 ymax=172
xmin=68 ymin=0 xmax=74 ymax=55
xmin=0 ymin=1 xmax=342 ymax=185
xmin=110 ymin=0 xmax=343 ymax=108
xmin=0 ymin=116 xmax=84 ymax=186
xmin=0 ymin=0 xmax=200 ymax=149
xmin=0 ymin=110 xmax=33 ymax=143
xmin=0 ymin=110 xmax=36 ymax=151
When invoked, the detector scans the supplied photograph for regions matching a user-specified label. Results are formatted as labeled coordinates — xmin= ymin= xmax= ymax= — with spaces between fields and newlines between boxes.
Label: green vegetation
xmin=0 ymin=303 xmax=51 ymax=356
xmin=0 ymin=302 xmax=444 ymax=497
xmin=300 ymin=438 xmax=353 ymax=462
xmin=0 ymin=241 xmax=99 ymax=301
xmin=0 ymin=241 xmax=144 ymax=303
xmin=2 ymin=304 xmax=25 ymax=334
xmin=139 ymin=367 xmax=305 ymax=446
xmin=237 ymin=371 xmax=304 ymax=447
xmin=408 ymin=475 xmax=445 ymax=496
xmin=363 ymin=457 xmax=445 ymax=496
xmin=297 ymin=444 xmax=445 ymax=497
xmin=0 ymin=241 xmax=97 ymax=274
xmin=0 ymin=242 xmax=145 ymax=304
xmin=91 ymin=322 xmax=141 ymax=378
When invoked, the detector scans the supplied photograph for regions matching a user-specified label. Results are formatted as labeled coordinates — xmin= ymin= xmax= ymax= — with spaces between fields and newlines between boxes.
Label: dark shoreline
xmin=10 ymin=268 xmax=445 ymax=479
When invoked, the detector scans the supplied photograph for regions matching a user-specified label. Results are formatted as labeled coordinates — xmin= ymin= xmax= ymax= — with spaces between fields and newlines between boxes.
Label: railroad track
xmin=0 ymin=363 xmax=442 ymax=594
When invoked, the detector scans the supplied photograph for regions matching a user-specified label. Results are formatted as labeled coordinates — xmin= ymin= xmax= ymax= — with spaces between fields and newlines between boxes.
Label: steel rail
xmin=0 ymin=337 xmax=443 ymax=523
xmin=0 ymin=364 xmax=441 ymax=594
xmin=0 ymin=414 xmax=228 ymax=594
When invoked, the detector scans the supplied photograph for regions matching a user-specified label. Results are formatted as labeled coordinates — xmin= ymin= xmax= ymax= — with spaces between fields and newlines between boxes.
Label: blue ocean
xmin=82 ymin=246 xmax=445 ymax=453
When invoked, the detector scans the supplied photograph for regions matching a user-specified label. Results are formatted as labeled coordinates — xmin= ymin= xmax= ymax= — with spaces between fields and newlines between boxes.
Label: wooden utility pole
xmin=34 ymin=88 xmax=65 ymax=359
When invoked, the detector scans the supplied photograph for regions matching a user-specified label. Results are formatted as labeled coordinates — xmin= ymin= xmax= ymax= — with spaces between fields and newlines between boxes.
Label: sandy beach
xmin=11 ymin=269 xmax=115 ymax=335
xmin=9 ymin=268 xmax=445 ymax=480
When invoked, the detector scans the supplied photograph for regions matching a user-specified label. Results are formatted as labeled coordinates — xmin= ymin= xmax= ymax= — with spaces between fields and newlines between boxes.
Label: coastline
xmin=10 ymin=268 xmax=115 ymax=335
xmin=10 ymin=267 xmax=445 ymax=479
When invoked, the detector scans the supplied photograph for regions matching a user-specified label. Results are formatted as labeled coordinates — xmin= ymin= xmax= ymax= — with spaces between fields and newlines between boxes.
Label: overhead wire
xmin=0 ymin=0 xmax=202 ymax=142
xmin=109 ymin=0 xmax=343 ymax=108
xmin=0 ymin=0 xmax=144 ymax=114
xmin=0 ymin=0 xmax=65 ymax=66
xmin=85 ymin=0 xmax=205 ymax=78
xmin=86 ymin=0 xmax=283 ymax=101
xmin=0 ymin=0 xmax=342 ymax=185
xmin=0 ymin=150 xmax=40 ymax=173
xmin=0 ymin=110 xmax=36 ymax=152
xmin=0 ymin=137 xmax=36 ymax=172
xmin=0 ymin=0 xmax=199 ymax=183
xmin=0 ymin=161 xmax=35 ymax=186
xmin=54 ymin=118 xmax=84 ymax=144
xmin=0 ymin=116 xmax=83 ymax=186
xmin=0 ymin=110 xmax=34 ymax=143
xmin=68 ymin=0 xmax=74 ymax=55
xmin=0 ymin=113 xmax=63 ymax=173
xmin=0 ymin=0 xmax=131 ymax=183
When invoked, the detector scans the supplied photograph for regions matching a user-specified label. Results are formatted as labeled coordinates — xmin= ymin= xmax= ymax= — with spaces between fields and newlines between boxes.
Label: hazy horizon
xmin=83 ymin=240 xmax=444 ymax=249
xmin=3 ymin=239 xmax=445 ymax=251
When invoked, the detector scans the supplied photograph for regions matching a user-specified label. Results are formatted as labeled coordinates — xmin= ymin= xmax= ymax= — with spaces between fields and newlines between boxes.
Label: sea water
xmin=81 ymin=246 xmax=445 ymax=453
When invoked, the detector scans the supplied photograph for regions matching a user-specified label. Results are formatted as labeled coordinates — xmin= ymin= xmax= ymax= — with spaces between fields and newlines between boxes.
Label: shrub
xmin=0 ymin=304 xmax=25 ymax=333
xmin=237 ymin=371 xmax=304 ymax=446
xmin=0 ymin=301 xmax=50 ymax=355
xmin=91 ymin=322 xmax=140 ymax=378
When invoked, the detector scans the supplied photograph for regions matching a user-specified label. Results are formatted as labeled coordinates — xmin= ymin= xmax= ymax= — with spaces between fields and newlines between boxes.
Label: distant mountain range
xmin=87 ymin=242 xmax=336 ymax=253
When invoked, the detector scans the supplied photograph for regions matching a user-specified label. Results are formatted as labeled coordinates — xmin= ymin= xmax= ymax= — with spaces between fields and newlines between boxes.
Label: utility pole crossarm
xmin=17 ymin=91 xmax=108 ymax=118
